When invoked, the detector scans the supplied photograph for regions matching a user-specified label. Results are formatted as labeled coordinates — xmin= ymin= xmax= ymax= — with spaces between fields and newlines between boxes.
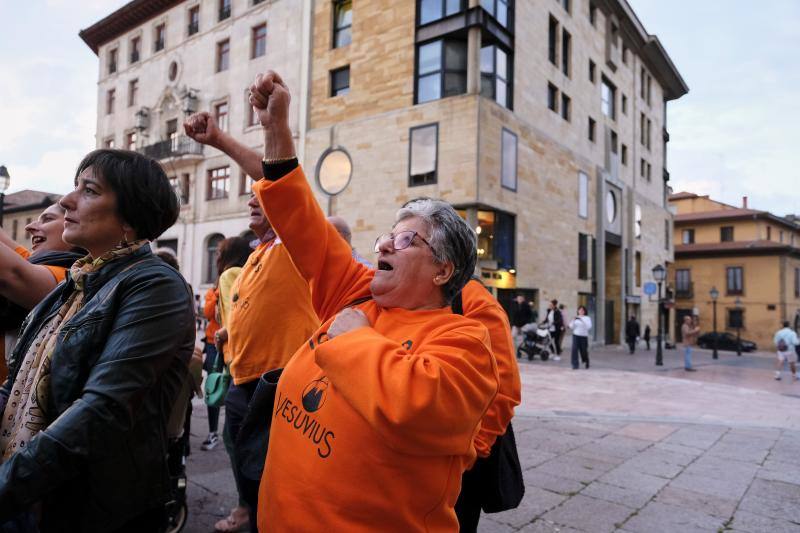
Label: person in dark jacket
xmin=626 ymin=316 xmax=641 ymax=354
xmin=643 ymin=324 xmax=651 ymax=351
xmin=0 ymin=149 xmax=194 ymax=533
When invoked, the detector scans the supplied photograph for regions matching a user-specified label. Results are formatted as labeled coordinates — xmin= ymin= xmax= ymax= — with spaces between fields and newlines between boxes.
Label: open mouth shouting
xmin=30 ymin=235 xmax=47 ymax=250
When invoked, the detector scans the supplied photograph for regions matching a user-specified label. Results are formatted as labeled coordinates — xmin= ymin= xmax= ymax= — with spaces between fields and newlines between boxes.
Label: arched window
xmin=205 ymin=233 xmax=225 ymax=283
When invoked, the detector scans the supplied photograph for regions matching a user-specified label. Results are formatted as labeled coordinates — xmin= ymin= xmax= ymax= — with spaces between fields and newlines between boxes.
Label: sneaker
xmin=553 ymin=355 xmax=561 ymax=361
xmin=774 ymin=373 xmax=782 ymax=381
xmin=201 ymin=432 xmax=219 ymax=451
xmin=685 ymin=368 xmax=697 ymax=372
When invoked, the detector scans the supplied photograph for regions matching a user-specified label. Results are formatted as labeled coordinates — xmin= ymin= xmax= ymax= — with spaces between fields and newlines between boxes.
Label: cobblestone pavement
xmin=184 ymin=344 xmax=800 ymax=532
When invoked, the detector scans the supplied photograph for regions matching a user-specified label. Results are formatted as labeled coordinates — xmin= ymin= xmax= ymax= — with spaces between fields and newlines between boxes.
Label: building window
xmin=795 ymin=267 xmax=800 ymax=297
xmin=646 ymin=162 xmax=652 ymax=181
xmin=188 ymin=6 xmax=200 ymax=35
xmin=560 ymin=0 xmax=571 ymax=13
xmin=727 ymin=309 xmax=744 ymax=329
xmin=601 ymin=77 xmax=616 ymax=119
xmin=726 ymin=266 xmax=743 ymax=295
xmin=248 ymin=99 xmax=260 ymax=127
xmin=208 ymin=166 xmax=230 ymax=200
xmin=419 ymin=0 xmax=463 ymax=25
xmin=635 ymin=251 xmax=642 ymax=287
xmin=252 ymin=24 xmax=267 ymax=58
xmin=215 ymin=101 xmax=229 ymax=131
xmin=466 ymin=209 xmax=515 ymax=268
xmin=635 ymin=204 xmax=642 ymax=238
xmin=333 ymin=0 xmax=352 ymax=48
xmin=480 ymin=0 xmax=510 ymax=28
xmin=130 ymin=36 xmax=141 ymax=63
xmin=480 ymin=45 xmax=511 ymax=108
xmin=104 ymin=137 xmax=115 ymax=148
xmin=501 ymin=128 xmax=517 ymax=191
xmin=721 ymin=226 xmax=734 ymax=242
xmin=589 ymin=2 xmax=596 ymax=26
xmin=219 ymin=0 xmax=231 ymax=21
xmin=330 ymin=66 xmax=350 ymax=96
xmin=610 ymin=130 xmax=618 ymax=154
xmin=154 ymin=24 xmax=166 ymax=52
xmin=622 ymin=44 xmax=629 ymax=66
xmin=621 ymin=93 xmax=627 ymax=115
xmin=578 ymin=233 xmax=589 ymax=280
xmin=409 ymin=123 xmax=438 ymax=186
xmin=560 ymin=93 xmax=571 ymax=121
xmin=578 ymin=171 xmax=589 ymax=218
xmin=205 ymin=234 xmax=224 ymax=283
xmin=640 ymin=158 xmax=646 ymax=179
xmin=416 ymin=39 xmax=467 ymax=104
xmin=108 ymin=48 xmax=118 ymax=74
xmin=665 ymin=219 xmax=670 ymax=250
xmin=547 ymin=83 xmax=558 ymax=112
xmin=126 ymin=131 xmax=137 ymax=151
xmin=167 ymin=119 xmax=179 ymax=151
xmin=682 ymin=228 xmax=695 ymax=244
xmin=589 ymin=59 xmax=596 ymax=83
xmin=766 ymin=226 xmax=772 ymax=241
xmin=588 ymin=117 xmax=596 ymax=142
xmin=548 ymin=16 xmax=558 ymax=66
xmin=621 ymin=144 xmax=628 ymax=165
xmin=128 ymin=79 xmax=138 ymax=107
xmin=241 ymin=172 xmax=255 ymax=196
xmin=561 ymin=30 xmax=571 ymax=76
xmin=216 ymin=39 xmax=230 ymax=72
xmin=676 ymin=269 xmax=692 ymax=298
xmin=106 ymin=89 xmax=115 ymax=115
xmin=170 ymin=174 xmax=190 ymax=204
xmin=640 ymin=112 xmax=646 ymax=145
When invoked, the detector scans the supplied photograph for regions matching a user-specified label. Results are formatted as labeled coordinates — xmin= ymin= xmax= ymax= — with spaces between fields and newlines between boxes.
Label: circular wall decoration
xmin=606 ymin=190 xmax=617 ymax=224
xmin=168 ymin=61 xmax=180 ymax=82
xmin=315 ymin=148 xmax=353 ymax=196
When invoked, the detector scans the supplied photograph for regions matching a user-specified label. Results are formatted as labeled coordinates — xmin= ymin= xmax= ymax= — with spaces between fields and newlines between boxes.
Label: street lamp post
xmin=710 ymin=286 xmax=719 ymax=360
xmin=735 ymin=296 xmax=742 ymax=356
xmin=652 ymin=264 xmax=666 ymax=366
xmin=0 ymin=165 xmax=11 ymax=227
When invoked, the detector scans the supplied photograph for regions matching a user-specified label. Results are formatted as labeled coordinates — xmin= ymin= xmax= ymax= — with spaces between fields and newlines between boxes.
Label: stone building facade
xmin=81 ymin=0 xmax=687 ymax=343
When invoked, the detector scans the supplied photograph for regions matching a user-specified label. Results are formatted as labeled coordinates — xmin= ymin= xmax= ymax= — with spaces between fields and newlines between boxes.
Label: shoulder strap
xmin=451 ymin=290 xmax=464 ymax=316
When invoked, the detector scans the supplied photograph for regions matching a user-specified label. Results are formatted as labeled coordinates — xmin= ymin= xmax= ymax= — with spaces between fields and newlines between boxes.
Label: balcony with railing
xmin=141 ymin=135 xmax=204 ymax=161
xmin=675 ymin=282 xmax=694 ymax=300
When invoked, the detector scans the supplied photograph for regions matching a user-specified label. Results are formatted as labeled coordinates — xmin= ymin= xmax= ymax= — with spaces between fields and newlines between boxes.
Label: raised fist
xmin=183 ymin=112 xmax=222 ymax=148
xmin=248 ymin=70 xmax=291 ymax=131
xmin=327 ymin=308 xmax=369 ymax=340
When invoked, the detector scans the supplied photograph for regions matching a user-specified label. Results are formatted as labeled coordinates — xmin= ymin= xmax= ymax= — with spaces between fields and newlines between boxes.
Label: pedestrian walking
xmin=509 ymin=294 xmax=533 ymax=347
xmin=200 ymin=286 xmax=222 ymax=452
xmin=644 ymin=324 xmax=651 ymax=351
xmin=625 ymin=316 xmax=641 ymax=354
xmin=681 ymin=315 xmax=700 ymax=371
xmin=569 ymin=306 xmax=593 ymax=369
xmin=773 ymin=321 xmax=799 ymax=381
xmin=547 ymin=300 xmax=564 ymax=361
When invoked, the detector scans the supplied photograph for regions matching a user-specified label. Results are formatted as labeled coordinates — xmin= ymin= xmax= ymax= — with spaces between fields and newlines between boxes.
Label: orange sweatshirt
xmin=203 ymin=287 xmax=220 ymax=344
xmin=225 ymin=238 xmax=318 ymax=385
xmin=461 ymin=280 xmax=522 ymax=457
xmin=14 ymin=246 xmax=67 ymax=283
xmin=253 ymin=167 xmax=499 ymax=533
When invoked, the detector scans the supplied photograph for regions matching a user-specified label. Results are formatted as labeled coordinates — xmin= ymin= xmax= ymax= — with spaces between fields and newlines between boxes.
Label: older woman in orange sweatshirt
xmin=244 ymin=71 xmax=499 ymax=532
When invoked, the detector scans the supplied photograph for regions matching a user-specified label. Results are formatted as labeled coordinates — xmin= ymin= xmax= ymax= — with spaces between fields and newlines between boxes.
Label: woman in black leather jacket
xmin=0 ymin=149 xmax=195 ymax=532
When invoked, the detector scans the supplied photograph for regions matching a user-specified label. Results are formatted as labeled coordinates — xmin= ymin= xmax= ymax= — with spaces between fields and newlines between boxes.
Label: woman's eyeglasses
xmin=373 ymin=231 xmax=432 ymax=253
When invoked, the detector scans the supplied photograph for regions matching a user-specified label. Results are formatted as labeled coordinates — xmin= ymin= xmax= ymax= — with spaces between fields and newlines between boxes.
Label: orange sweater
xmin=254 ymin=167 xmax=498 ymax=533
xmin=14 ymin=246 xmax=67 ymax=283
xmin=203 ymin=287 xmax=220 ymax=344
xmin=461 ymin=280 xmax=522 ymax=457
xmin=226 ymin=238 xmax=318 ymax=385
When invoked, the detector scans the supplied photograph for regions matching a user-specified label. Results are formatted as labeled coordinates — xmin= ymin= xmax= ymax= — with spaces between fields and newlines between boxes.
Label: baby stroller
xmin=516 ymin=322 xmax=552 ymax=361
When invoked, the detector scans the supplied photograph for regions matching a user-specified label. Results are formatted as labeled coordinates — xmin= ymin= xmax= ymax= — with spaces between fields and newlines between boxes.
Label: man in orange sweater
xmin=246 ymin=70 xmax=499 ymax=532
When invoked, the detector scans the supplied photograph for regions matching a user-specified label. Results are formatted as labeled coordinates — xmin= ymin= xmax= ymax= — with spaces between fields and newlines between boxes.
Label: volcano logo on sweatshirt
xmin=301 ymin=377 xmax=329 ymax=412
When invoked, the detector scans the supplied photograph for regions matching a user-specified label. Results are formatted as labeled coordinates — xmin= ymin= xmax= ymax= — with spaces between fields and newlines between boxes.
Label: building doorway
xmin=604 ymin=241 xmax=622 ymax=344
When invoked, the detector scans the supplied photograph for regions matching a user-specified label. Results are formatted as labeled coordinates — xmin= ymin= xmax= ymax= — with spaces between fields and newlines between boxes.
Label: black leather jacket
xmin=0 ymin=244 xmax=194 ymax=532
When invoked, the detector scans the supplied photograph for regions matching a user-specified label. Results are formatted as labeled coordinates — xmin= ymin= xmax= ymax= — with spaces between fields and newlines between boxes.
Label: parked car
xmin=697 ymin=332 xmax=757 ymax=352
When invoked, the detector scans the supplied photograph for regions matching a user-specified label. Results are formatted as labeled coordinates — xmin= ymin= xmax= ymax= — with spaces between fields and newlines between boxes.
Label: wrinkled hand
xmin=327 ymin=308 xmax=369 ymax=339
xmin=214 ymin=327 xmax=228 ymax=352
xmin=183 ymin=112 xmax=222 ymax=147
xmin=249 ymin=70 xmax=291 ymax=131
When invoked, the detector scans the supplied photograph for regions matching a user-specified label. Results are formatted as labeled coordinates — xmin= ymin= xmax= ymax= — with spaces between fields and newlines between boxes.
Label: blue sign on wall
xmin=643 ymin=282 xmax=657 ymax=296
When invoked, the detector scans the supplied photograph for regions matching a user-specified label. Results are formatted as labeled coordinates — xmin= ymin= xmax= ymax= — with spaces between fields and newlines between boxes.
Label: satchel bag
xmin=204 ymin=349 xmax=230 ymax=408
xmin=477 ymin=422 xmax=525 ymax=513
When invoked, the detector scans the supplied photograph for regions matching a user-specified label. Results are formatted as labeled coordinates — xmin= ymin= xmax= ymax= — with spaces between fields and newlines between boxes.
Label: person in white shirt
xmin=773 ymin=321 xmax=799 ymax=381
xmin=569 ymin=305 xmax=593 ymax=369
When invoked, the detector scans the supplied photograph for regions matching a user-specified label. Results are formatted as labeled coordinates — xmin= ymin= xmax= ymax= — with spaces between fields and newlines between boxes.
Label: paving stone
xmin=534 ymin=454 xmax=618 ymax=484
xmin=517 ymin=518 xmax=586 ymax=533
xmin=614 ymin=422 xmax=679 ymax=442
xmin=598 ymin=467 xmax=670 ymax=494
xmin=757 ymin=458 xmax=800 ymax=485
xmin=523 ymin=428 xmax=591 ymax=454
xmin=706 ymin=437 xmax=771 ymax=464
xmin=654 ymin=485 xmax=738 ymax=519
xmin=669 ymin=471 xmax=751 ymax=501
xmin=524 ymin=470 xmax=587 ymax=496
xmin=729 ymin=509 xmax=800 ymax=533
xmin=652 ymin=441 xmax=706 ymax=459
xmin=580 ymin=481 xmax=654 ymax=510
xmin=565 ymin=446 xmax=629 ymax=468
xmin=684 ymin=454 xmax=760 ymax=483
xmin=621 ymin=501 xmax=726 ymax=533
xmin=541 ymin=494 xmax=634 ymax=533
xmin=477 ymin=517 xmax=518 ymax=533
xmin=621 ymin=452 xmax=685 ymax=479
xmin=490 ymin=485 xmax=568 ymax=529
xmin=588 ymin=435 xmax=653 ymax=461
xmin=521 ymin=448 xmax=560 ymax=471
xmin=738 ymin=477 xmax=800 ymax=524
xmin=661 ymin=426 xmax=727 ymax=450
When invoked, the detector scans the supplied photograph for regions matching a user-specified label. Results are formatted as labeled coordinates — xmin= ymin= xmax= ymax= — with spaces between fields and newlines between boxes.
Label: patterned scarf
xmin=0 ymin=240 xmax=147 ymax=462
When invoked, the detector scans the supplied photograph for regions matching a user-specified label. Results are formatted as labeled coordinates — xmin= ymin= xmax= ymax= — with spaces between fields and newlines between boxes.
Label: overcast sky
xmin=1 ymin=0 xmax=797 ymax=216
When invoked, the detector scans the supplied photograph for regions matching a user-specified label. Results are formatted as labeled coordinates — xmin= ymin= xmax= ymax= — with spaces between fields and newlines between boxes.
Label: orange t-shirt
xmin=14 ymin=246 xmax=67 ymax=283
xmin=225 ymin=238 xmax=318 ymax=385
xmin=461 ymin=280 xmax=522 ymax=457
xmin=203 ymin=287 xmax=220 ymax=344
xmin=254 ymin=167 xmax=498 ymax=533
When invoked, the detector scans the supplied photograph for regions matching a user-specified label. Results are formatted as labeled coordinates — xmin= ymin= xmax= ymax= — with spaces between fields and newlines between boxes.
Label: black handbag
xmin=234 ymin=368 xmax=283 ymax=482
xmin=476 ymin=422 xmax=525 ymax=513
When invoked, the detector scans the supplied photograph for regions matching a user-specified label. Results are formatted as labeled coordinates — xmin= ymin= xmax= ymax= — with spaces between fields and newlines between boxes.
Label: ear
xmin=432 ymin=261 xmax=455 ymax=287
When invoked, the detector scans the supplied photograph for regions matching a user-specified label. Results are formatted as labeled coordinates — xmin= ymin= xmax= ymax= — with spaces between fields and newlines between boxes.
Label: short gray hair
xmin=397 ymin=198 xmax=477 ymax=303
